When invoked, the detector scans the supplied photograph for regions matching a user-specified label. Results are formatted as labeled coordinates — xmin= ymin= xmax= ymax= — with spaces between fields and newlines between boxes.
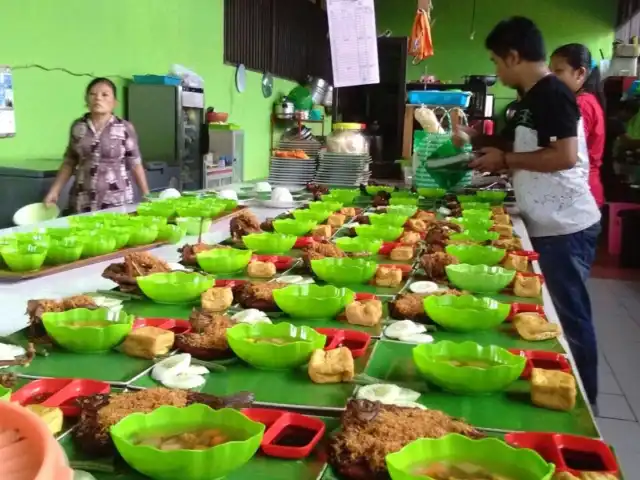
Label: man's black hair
xmin=485 ymin=16 xmax=546 ymax=62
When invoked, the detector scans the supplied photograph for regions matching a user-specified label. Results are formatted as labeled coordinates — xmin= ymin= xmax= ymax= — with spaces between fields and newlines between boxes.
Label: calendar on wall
xmin=0 ymin=66 xmax=16 ymax=137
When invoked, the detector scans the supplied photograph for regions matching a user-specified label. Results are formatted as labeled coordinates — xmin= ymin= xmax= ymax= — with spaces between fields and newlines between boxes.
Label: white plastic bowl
xmin=13 ymin=203 xmax=60 ymax=226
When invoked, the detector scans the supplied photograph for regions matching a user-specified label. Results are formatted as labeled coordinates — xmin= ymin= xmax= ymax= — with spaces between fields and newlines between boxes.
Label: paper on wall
xmin=0 ymin=66 xmax=15 ymax=137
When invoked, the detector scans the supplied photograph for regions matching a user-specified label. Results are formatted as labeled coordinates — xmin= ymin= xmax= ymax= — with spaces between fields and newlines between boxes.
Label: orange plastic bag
xmin=409 ymin=7 xmax=434 ymax=63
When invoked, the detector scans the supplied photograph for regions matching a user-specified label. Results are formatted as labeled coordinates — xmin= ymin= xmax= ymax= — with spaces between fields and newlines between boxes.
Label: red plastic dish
xmin=354 ymin=292 xmax=377 ymax=302
xmin=508 ymin=303 xmax=546 ymax=322
xmin=261 ymin=412 xmax=326 ymax=459
xmin=315 ymin=328 xmax=371 ymax=358
xmin=378 ymin=242 xmax=400 ymax=256
xmin=511 ymin=250 xmax=540 ymax=261
xmin=508 ymin=350 xmax=571 ymax=379
xmin=294 ymin=237 xmax=314 ymax=248
xmin=12 ymin=378 xmax=110 ymax=417
xmin=251 ymin=255 xmax=295 ymax=271
xmin=241 ymin=408 xmax=286 ymax=430
xmin=505 ymin=432 xmax=619 ymax=476
xmin=215 ymin=279 xmax=247 ymax=288
xmin=133 ymin=318 xmax=192 ymax=335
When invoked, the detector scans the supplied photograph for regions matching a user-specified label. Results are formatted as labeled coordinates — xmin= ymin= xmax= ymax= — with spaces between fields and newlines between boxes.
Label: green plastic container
xmin=219 ymin=198 xmax=239 ymax=211
xmin=417 ymin=187 xmax=446 ymax=198
xmin=292 ymin=209 xmax=331 ymax=223
xmin=176 ymin=217 xmax=213 ymax=236
xmin=450 ymin=217 xmax=494 ymax=231
xmin=242 ymin=233 xmax=297 ymax=254
xmin=137 ymin=272 xmax=215 ymax=304
xmin=335 ymin=237 xmax=382 ymax=255
xmin=127 ymin=226 xmax=159 ymax=247
xmin=460 ymin=201 xmax=492 ymax=211
xmin=273 ymin=219 xmax=317 ymax=236
xmin=354 ymin=225 xmax=403 ymax=242
xmin=196 ymin=248 xmax=253 ymax=274
xmin=156 ymin=224 xmax=185 ymax=244
xmin=42 ymin=308 xmax=134 ymax=353
xmin=445 ymin=244 xmax=506 ymax=266
xmin=14 ymin=232 xmax=50 ymax=248
xmin=423 ymin=295 xmax=510 ymax=331
xmin=386 ymin=205 xmax=419 ymax=217
xmin=461 ymin=209 xmax=492 ymax=221
xmin=176 ymin=202 xmax=225 ymax=218
xmin=390 ymin=196 xmax=419 ymax=206
xmin=476 ymin=190 xmax=507 ymax=204
xmin=45 ymin=237 xmax=84 ymax=265
xmin=322 ymin=190 xmax=358 ymax=205
xmin=46 ymin=227 xmax=75 ymax=239
xmin=136 ymin=201 xmax=176 ymax=218
xmin=412 ymin=341 xmax=526 ymax=394
xmin=446 ymin=264 xmax=515 ymax=293
xmin=457 ymin=194 xmax=478 ymax=203
xmin=386 ymin=434 xmax=554 ymax=480
xmin=311 ymin=257 xmax=378 ymax=285
xmin=366 ymin=185 xmax=395 ymax=195
xmin=368 ymin=213 xmax=409 ymax=228
xmin=111 ymin=404 xmax=264 ymax=480
xmin=308 ymin=200 xmax=343 ymax=212
xmin=108 ymin=227 xmax=132 ymax=249
xmin=0 ymin=385 xmax=10 ymax=401
xmin=449 ymin=230 xmax=500 ymax=243
xmin=272 ymin=284 xmax=355 ymax=318
xmin=1 ymin=243 xmax=48 ymax=271
xmin=227 ymin=322 xmax=327 ymax=369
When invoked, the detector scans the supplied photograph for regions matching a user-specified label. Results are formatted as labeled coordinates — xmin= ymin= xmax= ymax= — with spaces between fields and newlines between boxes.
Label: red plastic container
xmin=251 ymin=255 xmax=295 ymax=271
xmin=354 ymin=292 xmax=377 ymax=302
xmin=314 ymin=328 xmax=371 ymax=358
xmin=12 ymin=378 xmax=110 ymax=417
xmin=241 ymin=408 xmax=286 ymax=431
xmin=511 ymin=250 xmax=540 ymax=261
xmin=133 ymin=318 xmax=192 ymax=335
xmin=505 ymin=432 xmax=619 ymax=476
xmin=509 ymin=303 xmax=546 ymax=318
xmin=215 ymin=279 xmax=247 ymax=288
xmin=261 ymin=412 xmax=326 ymax=459
xmin=294 ymin=237 xmax=314 ymax=249
xmin=508 ymin=350 xmax=571 ymax=379
xmin=378 ymin=242 xmax=400 ymax=256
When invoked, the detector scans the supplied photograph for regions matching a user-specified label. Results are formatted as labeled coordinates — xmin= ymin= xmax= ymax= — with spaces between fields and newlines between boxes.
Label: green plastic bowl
xmin=127 ymin=226 xmax=159 ymax=247
xmin=272 ymin=284 xmax=355 ymax=318
xmin=227 ymin=322 xmax=327 ymax=369
xmin=355 ymin=225 xmax=403 ymax=242
xmin=449 ymin=230 xmax=500 ymax=243
xmin=390 ymin=197 xmax=419 ymax=206
xmin=111 ymin=404 xmax=264 ymax=480
xmin=176 ymin=217 xmax=213 ymax=236
xmin=445 ymin=244 xmax=506 ymax=266
xmin=457 ymin=194 xmax=477 ymax=203
xmin=45 ymin=237 xmax=84 ymax=265
xmin=133 ymin=216 xmax=168 ymax=228
xmin=1 ymin=243 xmax=48 ymax=272
xmin=13 ymin=232 xmax=50 ymax=248
xmin=219 ymin=198 xmax=239 ymax=211
xmin=413 ymin=341 xmax=526 ymax=394
xmin=368 ymin=213 xmax=409 ymax=228
xmin=461 ymin=209 xmax=492 ymax=221
xmin=136 ymin=202 xmax=176 ymax=218
xmin=157 ymin=224 xmax=185 ymax=244
xmin=137 ymin=272 xmax=215 ymax=304
xmin=108 ymin=227 xmax=132 ymax=249
xmin=386 ymin=205 xmax=418 ymax=217
xmin=366 ymin=185 xmax=395 ymax=195
xmin=0 ymin=385 xmax=10 ymax=401
xmin=424 ymin=295 xmax=510 ymax=331
xmin=273 ymin=219 xmax=317 ymax=236
xmin=446 ymin=264 xmax=515 ymax=293
xmin=322 ymin=190 xmax=358 ymax=205
xmin=417 ymin=187 xmax=447 ymax=198
xmin=68 ymin=216 xmax=108 ymax=229
xmin=42 ymin=308 xmax=134 ymax=353
xmin=242 ymin=233 xmax=296 ymax=254
xmin=309 ymin=200 xmax=343 ymax=212
xmin=386 ymin=434 xmax=554 ymax=480
xmin=292 ymin=209 xmax=331 ymax=223
xmin=476 ymin=190 xmax=507 ymax=204
xmin=311 ymin=257 xmax=378 ymax=285
xmin=460 ymin=201 xmax=492 ymax=211
xmin=196 ymin=248 xmax=253 ymax=274
xmin=176 ymin=202 xmax=225 ymax=218
xmin=392 ymin=191 xmax=419 ymax=198
xmin=451 ymin=217 xmax=494 ymax=231
xmin=46 ymin=227 xmax=75 ymax=239
xmin=335 ymin=237 xmax=382 ymax=255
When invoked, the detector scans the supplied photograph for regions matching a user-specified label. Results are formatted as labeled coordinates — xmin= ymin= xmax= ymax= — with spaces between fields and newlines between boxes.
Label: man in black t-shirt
xmin=455 ymin=17 xmax=601 ymax=409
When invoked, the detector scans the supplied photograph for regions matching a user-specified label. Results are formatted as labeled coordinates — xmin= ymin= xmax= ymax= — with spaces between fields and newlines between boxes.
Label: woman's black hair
xmin=485 ymin=17 xmax=546 ymax=62
xmin=552 ymin=43 xmax=604 ymax=108
xmin=85 ymin=77 xmax=117 ymax=98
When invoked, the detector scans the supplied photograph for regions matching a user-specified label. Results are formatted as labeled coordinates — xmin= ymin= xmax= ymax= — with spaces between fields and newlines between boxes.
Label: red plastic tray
xmin=505 ymin=432 xmax=619 ymax=476
xmin=133 ymin=318 xmax=192 ymax=335
xmin=314 ymin=328 xmax=371 ymax=358
xmin=378 ymin=242 xmax=400 ymax=256
xmin=508 ymin=303 xmax=546 ymax=322
xmin=215 ymin=279 xmax=247 ymax=288
xmin=354 ymin=292 xmax=377 ymax=302
xmin=511 ymin=250 xmax=540 ymax=261
xmin=261 ymin=412 xmax=326 ymax=459
xmin=12 ymin=378 xmax=110 ymax=416
xmin=508 ymin=349 xmax=571 ymax=379
xmin=241 ymin=408 xmax=286 ymax=430
xmin=251 ymin=255 xmax=295 ymax=271
xmin=294 ymin=237 xmax=314 ymax=249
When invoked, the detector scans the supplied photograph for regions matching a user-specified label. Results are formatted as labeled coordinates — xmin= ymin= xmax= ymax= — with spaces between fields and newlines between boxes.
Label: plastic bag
xmin=169 ymin=64 xmax=204 ymax=88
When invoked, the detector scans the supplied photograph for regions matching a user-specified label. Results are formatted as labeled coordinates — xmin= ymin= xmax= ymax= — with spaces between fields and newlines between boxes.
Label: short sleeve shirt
xmin=511 ymin=75 xmax=601 ymax=237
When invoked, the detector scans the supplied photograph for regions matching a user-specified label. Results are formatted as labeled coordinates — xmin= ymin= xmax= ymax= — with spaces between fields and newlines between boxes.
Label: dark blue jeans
xmin=531 ymin=222 xmax=601 ymax=405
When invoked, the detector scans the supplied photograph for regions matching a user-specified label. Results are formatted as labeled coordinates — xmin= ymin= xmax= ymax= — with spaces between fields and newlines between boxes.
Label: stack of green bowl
xmin=242 ymin=233 xmax=296 ymax=254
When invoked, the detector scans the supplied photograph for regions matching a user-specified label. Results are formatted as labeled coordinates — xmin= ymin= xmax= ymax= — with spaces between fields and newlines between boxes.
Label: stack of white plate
xmin=278 ymin=139 xmax=322 ymax=158
xmin=314 ymin=152 xmax=372 ymax=186
xmin=268 ymin=158 xmax=317 ymax=186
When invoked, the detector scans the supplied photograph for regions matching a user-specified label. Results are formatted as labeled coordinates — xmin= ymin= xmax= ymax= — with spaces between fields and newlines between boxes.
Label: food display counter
xmin=0 ymin=184 xmax=624 ymax=480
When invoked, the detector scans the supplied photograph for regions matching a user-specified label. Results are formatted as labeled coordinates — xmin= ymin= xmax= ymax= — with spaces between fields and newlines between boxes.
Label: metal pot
xmin=307 ymin=77 xmax=329 ymax=105
xmin=274 ymin=97 xmax=295 ymax=119
xmin=322 ymin=86 xmax=333 ymax=108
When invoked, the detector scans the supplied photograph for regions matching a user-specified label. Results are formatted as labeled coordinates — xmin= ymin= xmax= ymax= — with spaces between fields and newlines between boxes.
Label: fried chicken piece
xmin=0 ymin=373 xmax=17 ymax=388
xmin=413 ymin=210 xmax=436 ymax=222
xmin=234 ymin=282 xmax=287 ymax=311
xmin=389 ymin=293 xmax=426 ymax=321
xmin=230 ymin=210 xmax=261 ymax=242
xmin=420 ymin=252 xmax=458 ymax=281
xmin=372 ymin=192 xmax=391 ymax=207
xmin=302 ymin=240 xmax=346 ymax=269
xmin=353 ymin=214 xmax=371 ymax=225
xmin=175 ymin=315 xmax=233 ymax=359
xmin=328 ymin=400 xmax=484 ymax=480
xmin=425 ymin=226 xmax=450 ymax=248
xmin=102 ymin=252 xmax=171 ymax=292
xmin=259 ymin=218 xmax=275 ymax=232
xmin=62 ymin=295 xmax=98 ymax=310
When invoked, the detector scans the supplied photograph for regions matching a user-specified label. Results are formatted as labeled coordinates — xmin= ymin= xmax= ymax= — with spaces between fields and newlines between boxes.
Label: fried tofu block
xmin=247 ymin=261 xmax=277 ymax=278
xmin=374 ymin=267 xmax=403 ymax=288
xmin=406 ymin=219 xmax=428 ymax=233
xmin=313 ymin=225 xmax=332 ymax=238
xmin=340 ymin=207 xmax=357 ymax=217
xmin=493 ymin=214 xmax=511 ymax=225
xmin=308 ymin=347 xmax=355 ymax=384
xmin=400 ymin=231 xmax=421 ymax=245
xmin=345 ymin=300 xmax=383 ymax=327
xmin=502 ymin=253 xmax=529 ymax=272
xmin=327 ymin=214 xmax=347 ymax=228
xmin=121 ymin=327 xmax=175 ymax=359
xmin=531 ymin=368 xmax=576 ymax=411
xmin=389 ymin=246 xmax=414 ymax=261
xmin=492 ymin=224 xmax=513 ymax=238
xmin=201 ymin=287 xmax=234 ymax=312
xmin=513 ymin=273 xmax=542 ymax=298
xmin=513 ymin=313 xmax=560 ymax=341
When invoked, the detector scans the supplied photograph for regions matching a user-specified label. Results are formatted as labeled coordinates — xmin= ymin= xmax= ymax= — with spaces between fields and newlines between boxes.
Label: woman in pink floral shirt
xmin=45 ymin=78 xmax=149 ymax=212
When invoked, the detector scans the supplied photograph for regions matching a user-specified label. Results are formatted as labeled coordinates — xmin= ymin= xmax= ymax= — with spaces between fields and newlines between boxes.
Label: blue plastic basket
xmin=133 ymin=75 xmax=181 ymax=86
xmin=407 ymin=90 xmax=472 ymax=108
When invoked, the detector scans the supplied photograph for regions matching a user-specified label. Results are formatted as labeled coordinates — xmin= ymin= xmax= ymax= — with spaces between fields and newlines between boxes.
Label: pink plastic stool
xmin=608 ymin=202 xmax=640 ymax=255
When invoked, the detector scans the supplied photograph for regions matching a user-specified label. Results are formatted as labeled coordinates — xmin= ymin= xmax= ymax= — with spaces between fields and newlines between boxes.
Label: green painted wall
xmin=375 ymin=0 xmax=617 ymax=113
xmin=1 ymin=0 xmax=297 ymax=180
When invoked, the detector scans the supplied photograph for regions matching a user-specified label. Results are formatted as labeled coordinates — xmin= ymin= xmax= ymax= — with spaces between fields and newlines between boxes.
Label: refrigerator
xmin=127 ymin=84 xmax=205 ymax=192
xmin=205 ymin=129 xmax=244 ymax=189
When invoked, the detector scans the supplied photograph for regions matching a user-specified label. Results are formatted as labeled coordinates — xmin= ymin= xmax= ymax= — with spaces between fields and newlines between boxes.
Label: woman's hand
xmin=44 ymin=190 xmax=59 ymax=207
xmin=452 ymin=125 xmax=478 ymax=149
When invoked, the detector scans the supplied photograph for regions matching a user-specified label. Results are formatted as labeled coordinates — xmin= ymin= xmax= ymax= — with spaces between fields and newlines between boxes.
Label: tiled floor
xmin=589 ymin=276 xmax=640 ymax=476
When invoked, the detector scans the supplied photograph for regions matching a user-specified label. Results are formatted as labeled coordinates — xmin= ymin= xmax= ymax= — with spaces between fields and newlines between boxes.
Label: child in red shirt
xmin=550 ymin=44 xmax=605 ymax=207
